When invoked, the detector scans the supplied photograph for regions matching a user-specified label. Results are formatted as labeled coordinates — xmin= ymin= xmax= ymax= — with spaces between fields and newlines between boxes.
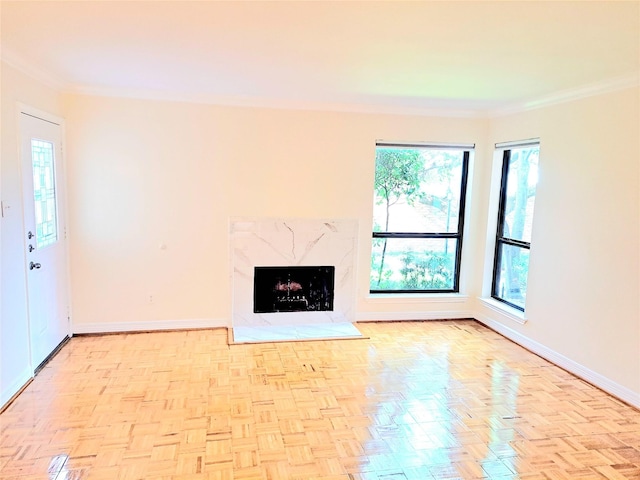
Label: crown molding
xmin=48 ymin=73 xmax=640 ymax=119
xmin=489 ymin=73 xmax=640 ymax=118
xmin=3 ymin=45 xmax=638 ymax=119
xmin=1 ymin=45 xmax=68 ymax=91
xmin=68 ymin=84 xmax=485 ymax=118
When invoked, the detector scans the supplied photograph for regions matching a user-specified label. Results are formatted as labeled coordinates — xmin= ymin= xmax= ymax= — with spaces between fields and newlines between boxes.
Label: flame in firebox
xmin=275 ymin=280 xmax=303 ymax=291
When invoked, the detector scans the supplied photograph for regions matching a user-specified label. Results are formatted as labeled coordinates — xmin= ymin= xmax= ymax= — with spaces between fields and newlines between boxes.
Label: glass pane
xmin=502 ymin=146 xmax=539 ymax=243
xmin=494 ymin=243 xmax=530 ymax=310
xmin=31 ymin=139 xmax=58 ymax=249
xmin=370 ymin=237 xmax=457 ymax=291
xmin=373 ymin=147 xmax=464 ymax=233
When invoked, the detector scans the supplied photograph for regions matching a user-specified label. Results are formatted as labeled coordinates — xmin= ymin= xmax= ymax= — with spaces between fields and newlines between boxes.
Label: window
xmin=371 ymin=142 xmax=471 ymax=293
xmin=492 ymin=142 xmax=540 ymax=311
xmin=31 ymin=139 xmax=59 ymax=249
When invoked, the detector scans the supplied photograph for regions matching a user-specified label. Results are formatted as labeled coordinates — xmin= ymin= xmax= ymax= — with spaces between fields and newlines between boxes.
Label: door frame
xmin=17 ymin=103 xmax=72 ymax=372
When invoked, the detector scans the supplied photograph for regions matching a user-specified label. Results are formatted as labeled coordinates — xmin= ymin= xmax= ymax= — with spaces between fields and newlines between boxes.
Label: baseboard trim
xmin=72 ymin=318 xmax=228 ymax=335
xmin=475 ymin=313 xmax=640 ymax=410
xmin=34 ymin=336 xmax=70 ymax=374
xmin=357 ymin=310 xmax=475 ymax=322
xmin=1 ymin=369 xmax=33 ymax=412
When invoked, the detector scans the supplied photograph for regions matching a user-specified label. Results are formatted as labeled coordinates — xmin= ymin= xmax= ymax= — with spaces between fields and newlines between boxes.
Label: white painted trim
xmin=18 ymin=104 xmax=64 ymax=126
xmin=69 ymin=72 xmax=640 ymax=118
xmin=68 ymin=87 xmax=485 ymax=118
xmin=478 ymin=297 xmax=527 ymax=325
xmin=495 ymin=138 xmax=540 ymax=150
xmin=475 ymin=312 xmax=640 ymax=409
xmin=43 ymin=74 xmax=640 ymax=121
xmin=490 ymin=73 xmax=640 ymax=117
xmin=3 ymin=42 xmax=638 ymax=119
xmin=1 ymin=368 xmax=32 ymax=410
xmin=365 ymin=294 xmax=469 ymax=304
xmin=72 ymin=318 xmax=228 ymax=335
xmin=375 ymin=140 xmax=475 ymax=149
xmin=357 ymin=310 xmax=475 ymax=322
xmin=1 ymin=46 xmax=68 ymax=91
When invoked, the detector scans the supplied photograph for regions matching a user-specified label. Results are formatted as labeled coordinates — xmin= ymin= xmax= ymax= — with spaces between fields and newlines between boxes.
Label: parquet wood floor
xmin=1 ymin=320 xmax=639 ymax=479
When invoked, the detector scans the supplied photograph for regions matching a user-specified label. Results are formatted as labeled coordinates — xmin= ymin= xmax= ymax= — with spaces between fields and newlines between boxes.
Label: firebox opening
xmin=253 ymin=266 xmax=335 ymax=313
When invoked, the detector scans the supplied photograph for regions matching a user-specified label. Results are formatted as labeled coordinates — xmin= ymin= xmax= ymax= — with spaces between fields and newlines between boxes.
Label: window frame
xmin=370 ymin=143 xmax=471 ymax=294
xmin=491 ymin=144 xmax=538 ymax=311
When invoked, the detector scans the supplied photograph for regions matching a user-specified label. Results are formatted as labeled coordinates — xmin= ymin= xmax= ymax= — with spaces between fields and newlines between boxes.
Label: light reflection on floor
xmin=482 ymin=361 xmax=519 ymax=479
xmin=47 ymin=454 xmax=70 ymax=479
xmin=363 ymin=341 xmax=523 ymax=478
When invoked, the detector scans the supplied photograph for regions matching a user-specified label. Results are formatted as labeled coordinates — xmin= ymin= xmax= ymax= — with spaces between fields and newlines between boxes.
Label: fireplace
xmin=254 ymin=266 xmax=335 ymax=313
xmin=230 ymin=218 xmax=358 ymax=330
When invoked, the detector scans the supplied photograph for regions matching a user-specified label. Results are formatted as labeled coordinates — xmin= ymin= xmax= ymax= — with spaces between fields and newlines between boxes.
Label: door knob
xmin=29 ymin=262 xmax=41 ymax=270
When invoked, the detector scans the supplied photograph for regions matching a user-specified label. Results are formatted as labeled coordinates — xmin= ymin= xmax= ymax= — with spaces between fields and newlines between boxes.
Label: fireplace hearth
xmin=254 ymin=266 xmax=335 ymax=313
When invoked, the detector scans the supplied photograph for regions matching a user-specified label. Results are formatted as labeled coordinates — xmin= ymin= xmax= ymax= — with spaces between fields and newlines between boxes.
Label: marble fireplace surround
xmin=230 ymin=218 xmax=361 ymax=343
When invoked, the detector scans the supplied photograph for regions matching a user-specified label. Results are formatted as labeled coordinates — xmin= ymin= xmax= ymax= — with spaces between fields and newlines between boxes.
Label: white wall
xmin=63 ymin=94 xmax=486 ymax=331
xmin=475 ymin=87 xmax=640 ymax=404
xmin=0 ymin=61 xmax=65 ymax=405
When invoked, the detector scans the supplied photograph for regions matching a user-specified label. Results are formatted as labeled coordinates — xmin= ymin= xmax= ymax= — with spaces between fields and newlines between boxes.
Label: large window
xmin=492 ymin=142 xmax=540 ymax=311
xmin=371 ymin=142 xmax=471 ymax=293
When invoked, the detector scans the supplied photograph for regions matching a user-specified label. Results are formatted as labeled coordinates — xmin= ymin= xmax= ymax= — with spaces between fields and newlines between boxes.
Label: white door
xmin=20 ymin=111 xmax=69 ymax=370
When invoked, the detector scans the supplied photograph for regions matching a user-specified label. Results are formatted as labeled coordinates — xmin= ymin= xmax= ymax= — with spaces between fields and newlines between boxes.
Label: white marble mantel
xmin=230 ymin=218 xmax=358 ymax=330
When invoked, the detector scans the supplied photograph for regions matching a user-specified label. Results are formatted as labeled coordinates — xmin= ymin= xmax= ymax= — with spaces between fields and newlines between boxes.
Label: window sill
xmin=479 ymin=297 xmax=527 ymax=325
xmin=366 ymin=293 xmax=469 ymax=304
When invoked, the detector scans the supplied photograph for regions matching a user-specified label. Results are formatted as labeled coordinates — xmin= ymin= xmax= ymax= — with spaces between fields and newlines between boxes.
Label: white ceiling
xmin=2 ymin=1 xmax=639 ymax=116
